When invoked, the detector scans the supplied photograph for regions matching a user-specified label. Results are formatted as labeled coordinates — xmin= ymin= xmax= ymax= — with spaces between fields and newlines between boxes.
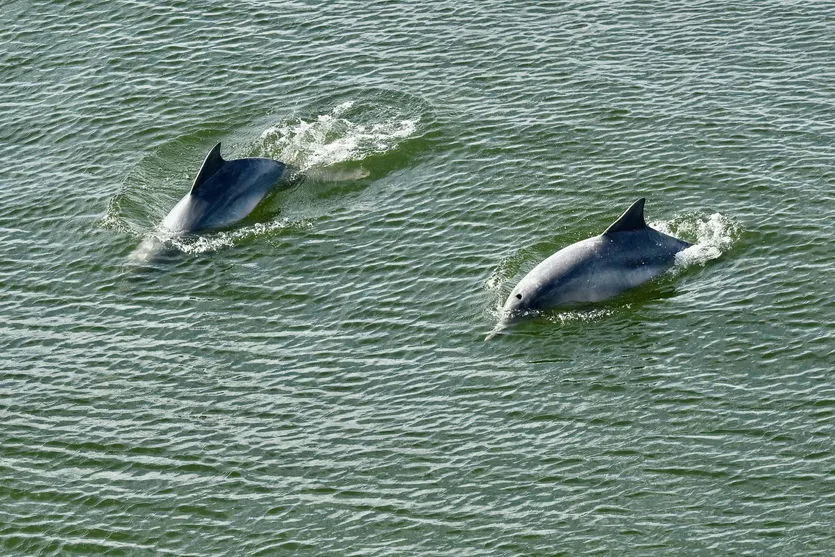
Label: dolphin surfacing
xmin=130 ymin=143 xmax=295 ymax=263
xmin=161 ymin=142 xmax=293 ymax=235
xmin=490 ymin=198 xmax=691 ymax=338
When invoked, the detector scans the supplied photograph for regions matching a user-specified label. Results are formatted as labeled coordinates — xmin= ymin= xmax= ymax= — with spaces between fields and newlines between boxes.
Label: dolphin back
xmin=190 ymin=143 xmax=287 ymax=200
xmin=603 ymin=197 xmax=692 ymax=271
xmin=160 ymin=143 xmax=289 ymax=235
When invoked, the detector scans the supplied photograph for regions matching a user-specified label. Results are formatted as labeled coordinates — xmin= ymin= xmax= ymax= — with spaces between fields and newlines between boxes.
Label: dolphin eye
xmin=516 ymin=293 xmax=522 ymax=300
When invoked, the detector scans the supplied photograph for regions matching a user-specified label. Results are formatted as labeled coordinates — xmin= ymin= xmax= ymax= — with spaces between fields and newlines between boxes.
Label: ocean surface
xmin=2 ymin=1 xmax=833 ymax=554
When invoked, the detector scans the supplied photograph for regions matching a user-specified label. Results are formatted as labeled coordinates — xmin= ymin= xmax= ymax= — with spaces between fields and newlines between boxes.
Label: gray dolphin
xmin=489 ymin=198 xmax=691 ymax=339
xmin=161 ymin=142 xmax=293 ymax=234
xmin=130 ymin=143 xmax=295 ymax=262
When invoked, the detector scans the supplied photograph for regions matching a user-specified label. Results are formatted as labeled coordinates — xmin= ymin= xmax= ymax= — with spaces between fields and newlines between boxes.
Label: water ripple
xmin=1 ymin=0 xmax=834 ymax=554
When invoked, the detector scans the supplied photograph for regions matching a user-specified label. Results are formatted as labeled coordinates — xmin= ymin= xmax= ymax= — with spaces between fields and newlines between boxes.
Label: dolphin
xmin=488 ymin=198 xmax=691 ymax=339
xmin=129 ymin=142 xmax=296 ymax=262
xmin=160 ymin=142 xmax=294 ymax=234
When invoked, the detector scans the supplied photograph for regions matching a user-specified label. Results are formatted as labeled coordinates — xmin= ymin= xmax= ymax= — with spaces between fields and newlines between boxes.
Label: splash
xmin=254 ymin=101 xmax=419 ymax=170
xmin=119 ymin=95 xmax=424 ymax=261
xmin=547 ymin=307 xmax=620 ymax=324
xmin=127 ymin=219 xmax=313 ymax=263
xmin=652 ymin=212 xmax=741 ymax=270
xmin=169 ymin=219 xmax=313 ymax=256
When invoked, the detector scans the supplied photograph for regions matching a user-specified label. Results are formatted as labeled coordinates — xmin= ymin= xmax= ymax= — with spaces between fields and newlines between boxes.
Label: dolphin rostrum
xmin=130 ymin=143 xmax=295 ymax=262
xmin=489 ymin=198 xmax=691 ymax=338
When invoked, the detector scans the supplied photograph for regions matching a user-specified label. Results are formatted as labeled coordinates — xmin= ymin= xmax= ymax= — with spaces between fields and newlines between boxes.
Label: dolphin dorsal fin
xmin=603 ymin=198 xmax=647 ymax=235
xmin=190 ymin=143 xmax=225 ymax=194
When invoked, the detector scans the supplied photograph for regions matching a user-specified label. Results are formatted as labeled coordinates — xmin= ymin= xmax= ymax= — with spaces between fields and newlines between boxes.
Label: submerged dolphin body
xmin=489 ymin=198 xmax=691 ymax=338
xmin=130 ymin=143 xmax=295 ymax=262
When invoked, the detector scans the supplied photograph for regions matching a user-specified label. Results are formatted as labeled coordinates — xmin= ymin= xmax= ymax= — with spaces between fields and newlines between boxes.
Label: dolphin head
xmin=485 ymin=287 xmax=537 ymax=341
xmin=490 ymin=279 xmax=545 ymax=337
xmin=501 ymin=284 xmax=536 ymax=322
xmin=488 ymin=239 xmax=598 ymax=341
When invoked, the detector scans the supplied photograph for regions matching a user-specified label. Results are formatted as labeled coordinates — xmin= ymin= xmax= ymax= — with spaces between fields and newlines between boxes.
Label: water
xmin=2 ymin=1 xmax=833 ymax=554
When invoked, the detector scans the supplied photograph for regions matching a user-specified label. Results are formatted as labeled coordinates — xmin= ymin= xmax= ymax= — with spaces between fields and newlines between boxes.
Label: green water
xmin=2 ymin=1 xmax=833 ymax=554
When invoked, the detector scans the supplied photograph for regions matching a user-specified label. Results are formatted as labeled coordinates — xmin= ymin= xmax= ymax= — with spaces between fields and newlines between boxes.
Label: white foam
xmin=125 ymin=219 xmax=313 ymax=263
xmin=653 ymin=212 xmax=740 ymax=269
xmin=256 ymin=103 xmax=419 ymax=170
xmin=169 ymin=219 xmax=313 ymax=256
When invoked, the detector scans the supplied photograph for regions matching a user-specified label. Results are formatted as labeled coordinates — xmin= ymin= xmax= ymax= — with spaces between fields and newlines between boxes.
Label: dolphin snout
xmin=485 ymin=311 xmax=517 ymax=341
